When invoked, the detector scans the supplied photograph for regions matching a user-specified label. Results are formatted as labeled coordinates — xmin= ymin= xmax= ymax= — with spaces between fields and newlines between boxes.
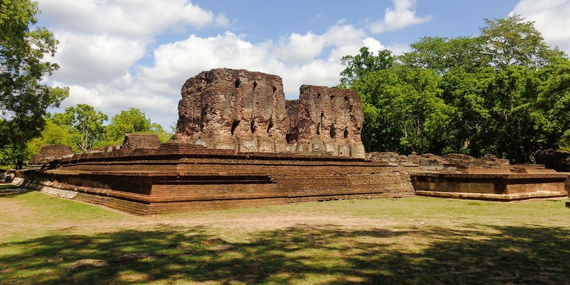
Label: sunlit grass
xmin=0 ymin=189 xmax=568 ymax=284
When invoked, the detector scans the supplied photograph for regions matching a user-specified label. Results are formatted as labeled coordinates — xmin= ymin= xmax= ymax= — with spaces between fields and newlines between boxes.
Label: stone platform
xmin=412 ymin=172 xmax=569 ymax=201
xmin=15 ymin=143 xmax=414 ymax=215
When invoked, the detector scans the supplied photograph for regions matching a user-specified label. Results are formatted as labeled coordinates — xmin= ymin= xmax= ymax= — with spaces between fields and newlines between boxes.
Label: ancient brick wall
xmin=19 ymin=143 xmax=414 ymax=215
xmin=170 ymin=68 xmax=365 ymax=158
xmin=29 ymin=144 xmax=74 ymax=164
xmin=287 ymin=85 xmax=365 ymax=157
xmin=171 ymin=69 xmax=289 ymax=153
xmin=121 ymin=133 xmax=161 ymax=149
xmin=367 ymin=152 xmax=510 ymax=172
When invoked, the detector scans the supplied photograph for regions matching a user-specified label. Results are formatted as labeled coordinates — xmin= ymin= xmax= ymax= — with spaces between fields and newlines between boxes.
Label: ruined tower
xmin=170 ymin=68 xmax=365 ymax=158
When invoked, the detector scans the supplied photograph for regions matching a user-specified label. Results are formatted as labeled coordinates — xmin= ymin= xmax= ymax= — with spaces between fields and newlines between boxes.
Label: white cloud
xmin=510 ymin=0 xmax=570 ymax=53
xmin=49 ymin=32 xmax=146 ymax=85
xmin=38 ymin=0 xmax=230 ymax=86
xmin=50 ymin=23 xmax=409 ymax=128
xmin=37 ymin=0 xmax=221 ymax=37
xmin=38 ymin=0 xmax=410 ymax=128
xmin=369 ymin=0 xmax=432 ymax=34
xmin=215 ymin=13 xmax=231 ymax=27
xmin=138 ymin=24 xmax=396 ymax=99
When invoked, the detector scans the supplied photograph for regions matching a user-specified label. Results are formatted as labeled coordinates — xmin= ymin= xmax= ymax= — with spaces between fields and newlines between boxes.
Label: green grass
xmin=0 ymin=189 xmax=569 ymax=284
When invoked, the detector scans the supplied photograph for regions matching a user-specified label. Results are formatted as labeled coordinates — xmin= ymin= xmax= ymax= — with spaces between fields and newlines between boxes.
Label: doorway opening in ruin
xmin=231 ymin=120 xmax=240 ymax=135
xmin=319 ymin=112 xmax=324 ymax=135
xmin=235 ymin=78 xmax=241 ymax=88
xmin=286 ymin=133 xmax=297 ymax=144
xmin=251 ymin=120 xmax=257 ymax=134
xmin=344 ymin=128 xmax=349 ymax=138
xmin=330 ymin=124 xmax=336 ymax=138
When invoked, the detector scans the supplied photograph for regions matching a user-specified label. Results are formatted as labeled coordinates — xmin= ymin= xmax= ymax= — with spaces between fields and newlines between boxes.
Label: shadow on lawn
xmin=0 ymin=223 xmax=568 ymax=285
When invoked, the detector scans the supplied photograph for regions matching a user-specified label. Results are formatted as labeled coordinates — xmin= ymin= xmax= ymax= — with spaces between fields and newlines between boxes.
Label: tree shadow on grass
xmin=0 ymin=223 xmax=568 ymax=284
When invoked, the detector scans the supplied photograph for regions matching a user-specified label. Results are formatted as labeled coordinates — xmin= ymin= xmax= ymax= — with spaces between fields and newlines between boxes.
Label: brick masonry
xmin=16 ymin=142 xmax=415 ymax=215
xmin=170 ymin=68 xmax=365 ymax=158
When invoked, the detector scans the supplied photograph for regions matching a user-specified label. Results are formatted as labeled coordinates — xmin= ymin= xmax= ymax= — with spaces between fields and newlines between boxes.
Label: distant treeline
xmin=340 ymin=15 xmax=570 ymax=163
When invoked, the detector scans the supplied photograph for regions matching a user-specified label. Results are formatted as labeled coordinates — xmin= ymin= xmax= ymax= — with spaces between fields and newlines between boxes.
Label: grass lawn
xmin=0 ymin=186 xmax=569 ymax=285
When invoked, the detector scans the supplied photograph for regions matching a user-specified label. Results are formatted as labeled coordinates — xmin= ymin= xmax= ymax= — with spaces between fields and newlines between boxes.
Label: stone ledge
xmin=416 ymin=190 xmax=568 ymax=201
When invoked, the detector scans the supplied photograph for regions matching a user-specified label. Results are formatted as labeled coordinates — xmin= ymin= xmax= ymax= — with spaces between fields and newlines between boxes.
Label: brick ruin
xmin=170 ymin=69 xmax=365 ymax=158
xmin=12 ymin=69 xmax=569 ymax=215
xmin=367 ymin=152 xmax=569 ymax=201
xmin=16 ymin=141 xmax=414 ymax=215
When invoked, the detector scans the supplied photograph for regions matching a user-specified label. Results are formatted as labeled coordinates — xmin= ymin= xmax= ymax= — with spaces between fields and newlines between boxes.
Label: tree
xmin=52 ymin=104 xmax=108 ymax=152
xmin=340 ymin=15 xmax=570 ymax=162
xmin=340 ymin=47 xmax=394 ymax=87
xmin=353 ymin=67 xmax=453 ymax=154
xmin=400 ymin=36 xmax=491 ymax=74
xmin=480 ymin=15 xmax=566 ymax=70
xmin=533 ymin=57 xmax=570 ymax=150
xmin=0 ymin=0 xmax=69 ymax=160
xmin=107 ymin=108 xmax=153 ymax=142
xmin=27 ymin=118 xmax=74 ymax=155
xmin=107 ymin=108 xmax=170 ymax=143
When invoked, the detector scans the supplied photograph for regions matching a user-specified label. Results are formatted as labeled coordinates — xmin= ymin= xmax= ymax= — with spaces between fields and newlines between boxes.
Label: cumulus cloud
xmin=138 ymin=25 xmax=388 ymax=99
xmin=38 ymin=1 xmax=410 ymax=128
xmin=37 ymin=0 xmax=220 ymax=37
xmin=38 ymin=0 xmax=229 ymax=87
xmin=510 ymin=0 xmax=570 ymax=53
xmin=50 ymin=23 xmax=405 ymax=128
xmin=49 ymin=32 xmax=146 ymax=85
xmin=369 ymin=0 xmax=432 ymax=34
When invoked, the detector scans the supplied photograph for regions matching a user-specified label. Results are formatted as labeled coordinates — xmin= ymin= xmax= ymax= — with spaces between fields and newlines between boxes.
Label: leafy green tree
xmin=480 ymin=15 xmax=566 ymax=70
xmin=107 ymin=108 xmax=170 ymax=144
xmin=52 ymin=104 xmax=108 ymax=151
xmin=401 ymin=36 xmax=490 ymax=74
xmin=533 ymin=57 xmax=570 ymax=150
xmin=353 ymin=67 xmax=453 ymax=154
xmin=485 ymin=66 xmax=543 ymax=162
xmin=27 ymin=118 xmax=74 ymax=155
xmin=107 ymin=108 xmax=153 ymax=142
xmin=0 ymin=0 xmax=69 ymax=168
xmin=340 ymin=47 xmax=394 ymax=87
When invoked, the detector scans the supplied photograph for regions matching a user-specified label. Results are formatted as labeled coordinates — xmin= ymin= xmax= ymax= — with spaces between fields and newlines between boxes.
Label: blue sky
xmin=35 ymin=0 xmax=570 ymax=129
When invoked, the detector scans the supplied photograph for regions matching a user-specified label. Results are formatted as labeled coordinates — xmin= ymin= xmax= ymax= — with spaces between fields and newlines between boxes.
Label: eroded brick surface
xmin=169 ymin=68 xmax=365 ymax=158
xmin=121 ymin=133 xmax=161 ymax=149
xmin=18 ymin=143 xmax=414 ymax=215
xmin=29 ymin=145 xmax=74 ymax=164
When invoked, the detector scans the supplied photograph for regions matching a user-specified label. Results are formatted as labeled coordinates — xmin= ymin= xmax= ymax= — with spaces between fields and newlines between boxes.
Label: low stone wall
xmin=367 ymin=152 xmax=510 ymax=172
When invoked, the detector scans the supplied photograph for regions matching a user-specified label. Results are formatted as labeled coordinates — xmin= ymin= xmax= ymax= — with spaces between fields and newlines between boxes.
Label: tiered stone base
xmin=15 ymin=144 xmax=414 ymax=215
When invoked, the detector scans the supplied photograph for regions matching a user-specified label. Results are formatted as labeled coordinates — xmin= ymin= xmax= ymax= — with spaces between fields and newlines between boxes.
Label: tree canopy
xmin=0 ymin=0 xmax=69 ymax=168
xmin=24 ymin=105 xmax=171 ymax=157
xmin=107 ymin=108 xmax=166 ymax=143
xmin=342 ymin=15 xmax=569 ymax=163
